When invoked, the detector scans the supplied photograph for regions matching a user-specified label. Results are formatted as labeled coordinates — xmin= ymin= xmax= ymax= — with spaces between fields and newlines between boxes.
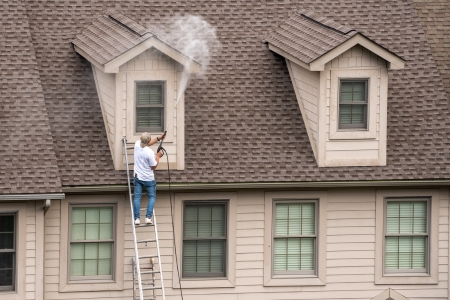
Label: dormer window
xmin=339 ymin=79 xmax=368 ymax=130
xmin=136 ymin=82 xmax=165 ymax=133
xmin=72 ymin=11 xmax=201 ymax=171
xmin=265 ymin=9 xmax=405 ymax=167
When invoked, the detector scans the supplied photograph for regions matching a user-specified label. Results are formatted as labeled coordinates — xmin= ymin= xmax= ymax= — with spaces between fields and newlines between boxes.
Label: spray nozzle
xmin=156 ymin=131 xmax=167 ymax=157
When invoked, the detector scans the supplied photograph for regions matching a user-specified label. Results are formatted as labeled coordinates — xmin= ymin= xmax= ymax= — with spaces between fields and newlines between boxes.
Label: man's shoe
xmin=145 ymin=217 xmax=153 ymax=225
xmin=134 ymin=219 xmax=140 ymax=225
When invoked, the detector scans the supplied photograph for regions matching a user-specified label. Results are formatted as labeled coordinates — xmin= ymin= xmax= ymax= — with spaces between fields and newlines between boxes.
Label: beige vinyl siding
xmin=115 ymin=48 xmax=181 ymax=171
xmin=321 ymin=45 xmax=387 ymax=167
xmin=92 ymin=67 xmax=116 ymax=163
xmin=287 ymin=61 xmax=320 ymax=159
xmin=43 ymin=188 xmax=449 ymax=300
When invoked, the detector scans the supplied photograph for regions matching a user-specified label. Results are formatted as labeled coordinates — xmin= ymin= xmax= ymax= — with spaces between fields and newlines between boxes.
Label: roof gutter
xmin=62 ymin=180 xmax=450 ymax=193
xmin=0 ymin=193 xmax=65 ymax=201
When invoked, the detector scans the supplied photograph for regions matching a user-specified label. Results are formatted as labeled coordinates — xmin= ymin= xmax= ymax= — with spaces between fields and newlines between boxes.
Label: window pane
xmin=137 ymin=84 xmax=163 ymax=105
xmin=99 ymin=207 xmax=113 ymax=223
xmin=0 ymin=215 xmax=14 ymax=232
xmin=274 ymin=237 xmax=314 ymax=271
xmin=340 ymin=81 xmax=366 ymax=102
xmin=72 ymin=224 xmax=85 ymax=240
xmin=183 ymin=240 xmax=224 ymax=275
xmin=136 ymin=108 xmax=162 ymax=128
xmin=275 ymin=203 xmax=315 ymax=236
xmin=72 ymin=209 xmax=85 ymax=224
xmin=385 ymin=236 xmax=426 ymax=270
xmin=184 ymin=204 xmax=225 ymax=238
xmin=0 ymin=215 xmax=14 ymax=250
xmin=86 ymin=224 xmax=100 ymax=240
xmin=386 ymin=201 xmax=427 ymax=235
xmin=71 ymin=260 xmax=84 ymax=276
xmin=71 ymin=243 xmax=85 ymax=260
xmin=0 ymin=269 xmax=13 ymax=287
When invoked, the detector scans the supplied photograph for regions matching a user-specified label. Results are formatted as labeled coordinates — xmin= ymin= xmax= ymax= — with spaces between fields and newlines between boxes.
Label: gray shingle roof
xmin=0 ymin=0 xmax=61 ymax=194
xmin=265 ymin=9 xmax=357 ymax=64
xmin=72 ymin=11 xmax=153 ymax=65
xmin=7 ymin=0 xmax=450 ymax=187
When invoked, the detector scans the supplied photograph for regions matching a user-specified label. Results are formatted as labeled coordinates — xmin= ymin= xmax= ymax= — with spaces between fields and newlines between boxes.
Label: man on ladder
xmin=133 ymin=132 xmax=165 ymax=225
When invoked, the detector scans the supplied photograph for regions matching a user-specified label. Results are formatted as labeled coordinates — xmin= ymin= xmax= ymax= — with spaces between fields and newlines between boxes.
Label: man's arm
xmin=147 ymin=133 xmax=166 ymax=147
xmin=150 ymin=151 xmax=163 ymax=170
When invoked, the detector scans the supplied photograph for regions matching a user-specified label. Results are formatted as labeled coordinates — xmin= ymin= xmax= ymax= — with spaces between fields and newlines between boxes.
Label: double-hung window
xmin=338 ymin=79 xmax=368 ymax=129
xmin=182 ymin=202 xmax=227 ymax=278
xmin=273 ymin=201 xmax=316 ymax=275
xmin=70 ymin=206 xmax=115 ymax=280
xmin=0 ymin=214 xmax=15 ymax=291
xmin=136 ymin=81 xmax=165 ymax=133
xmin=384 ymin=199 xmax=429 ymax=273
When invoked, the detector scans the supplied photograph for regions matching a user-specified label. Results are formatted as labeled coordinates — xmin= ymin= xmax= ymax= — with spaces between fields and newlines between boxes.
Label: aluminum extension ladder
xmin=123 ymin=137 xmax=166 ymax=300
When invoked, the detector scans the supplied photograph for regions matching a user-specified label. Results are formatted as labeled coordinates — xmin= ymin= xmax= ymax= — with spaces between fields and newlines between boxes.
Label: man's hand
xmin=156 ymin=150 xmax=164 ymax=158
xmin=158 ymin=133 xmax=166 ymax=141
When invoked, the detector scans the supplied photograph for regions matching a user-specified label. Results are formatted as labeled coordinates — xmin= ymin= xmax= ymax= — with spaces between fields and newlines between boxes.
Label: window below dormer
xmin=338 ymin=79 xmax=368 ymax=130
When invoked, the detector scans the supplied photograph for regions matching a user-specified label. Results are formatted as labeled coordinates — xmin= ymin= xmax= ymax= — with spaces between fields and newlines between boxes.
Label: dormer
xmin=72 ymin=11 xmax=200 ymax=170
xmin=266 ymin=10 xmax=405 ymax=167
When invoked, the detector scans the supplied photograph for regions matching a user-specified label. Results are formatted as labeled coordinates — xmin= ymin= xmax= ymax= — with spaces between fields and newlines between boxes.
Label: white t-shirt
xmin=134 ymin=140 xmax=157 ymax=181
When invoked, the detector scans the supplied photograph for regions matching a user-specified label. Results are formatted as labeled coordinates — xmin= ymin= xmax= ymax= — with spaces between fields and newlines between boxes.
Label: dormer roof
xmin=266 ymin=10 xmax=405 ymax=71
xmin=72 ymin=11 xmax=201 ymax=73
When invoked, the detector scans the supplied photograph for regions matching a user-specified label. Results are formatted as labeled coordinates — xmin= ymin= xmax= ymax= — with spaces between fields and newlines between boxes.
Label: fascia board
xmin=0 ymin=193 xmax=65 ymax=200
xmin=104 ymin=39 xmax=154 ymax=73
xmin=310 ymin=34 xmax=405 ymax=71
xmin=150 ymin=37 xmax=202 ymax=74
xmin=73 ymin=45 xmax=107 ymax=73
xmin=267 ymin=43 xmax=311 ymax=70
xmin=103 ymin=37 xmax=202 ymax=74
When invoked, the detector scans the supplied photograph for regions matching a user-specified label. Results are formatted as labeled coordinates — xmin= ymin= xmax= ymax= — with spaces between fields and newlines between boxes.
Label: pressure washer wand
xmin=156 ymin=131 xmax=167 ymax=156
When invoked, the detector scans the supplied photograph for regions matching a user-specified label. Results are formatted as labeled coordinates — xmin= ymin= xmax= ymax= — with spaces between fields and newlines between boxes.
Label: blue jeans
xmin=133 ymin=178 xmax=156 ymax=220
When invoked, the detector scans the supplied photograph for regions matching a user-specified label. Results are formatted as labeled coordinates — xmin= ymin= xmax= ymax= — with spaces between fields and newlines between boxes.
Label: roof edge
xmin=309 ymin=33 xmax=406 ymax=71
xmin=62 ymin=179 xmax=450 ymax=193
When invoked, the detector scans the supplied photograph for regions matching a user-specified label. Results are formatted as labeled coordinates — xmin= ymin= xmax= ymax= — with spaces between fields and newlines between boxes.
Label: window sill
xmin=264 ymin=275 xmax=325 ymax=287
xmin=174 ymin=277 xmax=235 ymax=289
xmin=375 ymin=273 xmax=438 ymax=285
xmin=59 ymin=281 xmax=123 ymax=293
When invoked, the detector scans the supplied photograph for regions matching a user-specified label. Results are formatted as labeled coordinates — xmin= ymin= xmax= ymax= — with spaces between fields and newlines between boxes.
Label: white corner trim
xmin=310 ymin=34 xmax=405 ymax=71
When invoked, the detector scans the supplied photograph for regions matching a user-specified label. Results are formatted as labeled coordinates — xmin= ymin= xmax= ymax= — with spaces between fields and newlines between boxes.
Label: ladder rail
xmin=153 ymin=213 xmax=166 ymax=300
xmin=123 ymin=137 xmax=144 ymax=300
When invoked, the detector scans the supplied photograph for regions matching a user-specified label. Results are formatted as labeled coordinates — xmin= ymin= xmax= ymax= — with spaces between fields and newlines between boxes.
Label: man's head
xmin=140 ymin=132 xmax=152 ymax=147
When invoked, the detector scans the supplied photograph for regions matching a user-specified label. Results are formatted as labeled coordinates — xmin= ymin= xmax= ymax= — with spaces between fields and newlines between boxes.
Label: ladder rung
xmin=141 ymin=270 xmax=160 ymax=274
xmin=138 ymin=255 xmax=158 ymax=259
xmin=128 ymin=162 xmax=134 ymax=165
xmin=142 ymin=286 xmax=162 ymax=290
xmin=137 ymin=239 xmax=156 ymax=243
xmin=135 ymin=223 xmax=154 ymax=227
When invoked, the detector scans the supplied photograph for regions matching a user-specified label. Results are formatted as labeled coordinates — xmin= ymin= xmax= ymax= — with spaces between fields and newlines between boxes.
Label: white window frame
xmin=264 ymin=191 xmax=327 ymax=286
xmin=135 ymin=81 xmax=166 ymax=133
xmin=0 ymin=203 xmax=26 ymax=300
xmin=68 ymin=204 xmax=116 ymax=281
xmin=0 ymin=213 xmax=16 ymax=291
xmin=59 ymin=195 xmax=125 ymax=292
xmin=375 ymin=189 xmax=439 ymax=285
xmin=173 ymin=192 xmax=237 ymax=289
xmin=125 ymin=71 xmax=176 ymax=144
xmin=329 ymin=68 xmax=386 ymax=140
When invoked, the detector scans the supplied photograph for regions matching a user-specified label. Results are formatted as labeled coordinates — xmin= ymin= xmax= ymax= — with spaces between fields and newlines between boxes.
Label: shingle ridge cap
xmin=107 ymin=10 xmax=155 ymax=38
xmin=298 ymin=9 xmax=356 ymax=35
